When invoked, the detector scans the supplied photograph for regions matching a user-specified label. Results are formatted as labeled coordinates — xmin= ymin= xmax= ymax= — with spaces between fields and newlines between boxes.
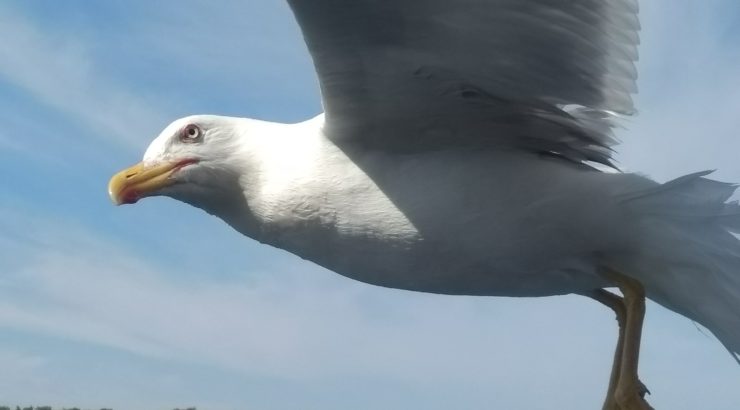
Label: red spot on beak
xmin=121 ymin=189 xmax=140 ymax=204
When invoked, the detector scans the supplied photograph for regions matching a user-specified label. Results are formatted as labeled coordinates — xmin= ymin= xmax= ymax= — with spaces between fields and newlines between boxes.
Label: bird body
xmin=121 ymin=111 xmax=740 ymax=360
xmin=142 ymin=114 xmax=737 ymax=311
xmin=108 ymin=0 xmax=740 ymax=407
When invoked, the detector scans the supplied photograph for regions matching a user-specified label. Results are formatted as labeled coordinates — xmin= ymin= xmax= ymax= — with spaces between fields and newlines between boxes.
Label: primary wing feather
xmin=287 ymin=0 xmax=640 ymax=165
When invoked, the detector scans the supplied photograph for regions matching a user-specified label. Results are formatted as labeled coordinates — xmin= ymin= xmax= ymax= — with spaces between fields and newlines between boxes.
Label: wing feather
xmin=287 ymin=0 xmax=640 ymax=165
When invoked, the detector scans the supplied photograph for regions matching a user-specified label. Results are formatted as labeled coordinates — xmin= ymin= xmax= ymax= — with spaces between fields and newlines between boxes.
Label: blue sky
xmin=1 ymin=1 xmax=740 ymax=409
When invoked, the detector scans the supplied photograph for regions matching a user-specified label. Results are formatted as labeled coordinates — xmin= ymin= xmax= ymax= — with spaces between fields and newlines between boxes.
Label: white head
xmin=108 ymin=115 xmax=254 ymax=216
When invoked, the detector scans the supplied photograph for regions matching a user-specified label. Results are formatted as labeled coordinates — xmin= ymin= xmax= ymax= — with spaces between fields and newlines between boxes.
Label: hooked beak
xmin=108 ymin=159 xmax=197 ymax=205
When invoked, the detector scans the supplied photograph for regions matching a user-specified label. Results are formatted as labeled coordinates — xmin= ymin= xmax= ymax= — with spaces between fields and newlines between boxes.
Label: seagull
xmin=108 ymin=1 xmax=740 ymax=409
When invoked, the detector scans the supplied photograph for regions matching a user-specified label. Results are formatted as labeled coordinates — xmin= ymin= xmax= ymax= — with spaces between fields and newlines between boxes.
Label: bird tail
xmin=615 ymin=171 xmax=740 ymax=361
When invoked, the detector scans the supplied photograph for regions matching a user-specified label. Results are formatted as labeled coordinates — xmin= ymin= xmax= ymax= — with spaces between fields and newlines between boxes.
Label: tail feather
xmin=617 ymin=171 xmax=740 ymax=361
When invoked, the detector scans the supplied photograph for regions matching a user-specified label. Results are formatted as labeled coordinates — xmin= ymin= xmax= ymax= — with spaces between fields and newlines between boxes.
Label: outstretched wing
xmin=287 ymin=0 xmax=640 ymax=165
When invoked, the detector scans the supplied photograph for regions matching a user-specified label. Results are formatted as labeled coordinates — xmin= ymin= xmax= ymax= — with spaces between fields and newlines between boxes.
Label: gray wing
xmin=287 ymin=0 xmax=640 ymax=166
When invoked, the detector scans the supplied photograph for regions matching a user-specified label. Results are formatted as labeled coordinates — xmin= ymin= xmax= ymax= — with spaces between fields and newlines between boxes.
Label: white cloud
xmin=0 ymin=4 xmax=169 ymax=152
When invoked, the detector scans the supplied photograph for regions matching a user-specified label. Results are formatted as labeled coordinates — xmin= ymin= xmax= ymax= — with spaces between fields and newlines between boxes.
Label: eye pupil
xmin=180 ymin=124 xmax=201 ymax=142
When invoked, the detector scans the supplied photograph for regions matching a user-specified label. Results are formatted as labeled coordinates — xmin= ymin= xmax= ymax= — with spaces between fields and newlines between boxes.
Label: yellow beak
xmin=108 ymin=160 xmax=195 ymax=205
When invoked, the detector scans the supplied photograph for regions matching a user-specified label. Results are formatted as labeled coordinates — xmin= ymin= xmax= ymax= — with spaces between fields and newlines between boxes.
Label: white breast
xmin=233 ymin=118 xmax=630 ymax=297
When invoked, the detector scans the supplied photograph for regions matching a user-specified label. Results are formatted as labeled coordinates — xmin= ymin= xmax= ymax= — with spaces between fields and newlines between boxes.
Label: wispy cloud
xmin=0 ymin=1 xmax=319 ymax=161
xmin=0 ymin=4 xmax=169 ymax=152
xmin=117 ymin=0 xmax=321 ymax=120
xmin=1 ymin=207 xmax=739 ymax=409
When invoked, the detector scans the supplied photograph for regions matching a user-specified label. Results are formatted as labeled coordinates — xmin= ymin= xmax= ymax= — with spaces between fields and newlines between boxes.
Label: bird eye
xmin=180 ymin=124 xmax=202 ymax=142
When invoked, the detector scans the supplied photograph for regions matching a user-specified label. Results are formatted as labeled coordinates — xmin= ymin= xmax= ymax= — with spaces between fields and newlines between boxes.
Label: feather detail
xmin=615 ymin=172 xmax=740 ymax=362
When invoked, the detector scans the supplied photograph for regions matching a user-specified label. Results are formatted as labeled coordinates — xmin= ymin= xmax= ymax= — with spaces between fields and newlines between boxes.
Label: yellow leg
xmin=588 ymin=289 xmax=626 ymax=410
xmin=601 ymin=269 xmax=654 ymax=410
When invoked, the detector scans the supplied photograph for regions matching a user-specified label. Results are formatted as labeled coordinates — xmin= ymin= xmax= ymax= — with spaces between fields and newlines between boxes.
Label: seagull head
xmin=108 ymin=115 xmax=251 ymax=208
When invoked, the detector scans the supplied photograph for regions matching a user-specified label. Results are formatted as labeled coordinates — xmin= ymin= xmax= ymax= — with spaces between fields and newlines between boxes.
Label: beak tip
xmin=108 ymin=182 xmax=124 ymax=206
xmin=108 ymin=187 xmax=138 ymax=206
xmin=108 ymin=179 xmax=133 ymax=206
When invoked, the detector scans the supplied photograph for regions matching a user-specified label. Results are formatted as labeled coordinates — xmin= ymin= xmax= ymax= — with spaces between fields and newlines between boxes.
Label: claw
xmin=638 ymin=379 xmax=651 ymax=398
